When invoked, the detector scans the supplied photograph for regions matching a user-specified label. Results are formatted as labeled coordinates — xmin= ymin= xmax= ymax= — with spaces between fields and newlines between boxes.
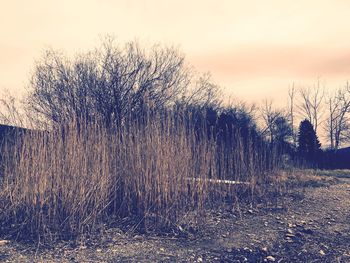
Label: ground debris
xmin=265 ymin=255 xmax=276 ymax=261
xmin=1 ymin=176 xmax=350 ymax=262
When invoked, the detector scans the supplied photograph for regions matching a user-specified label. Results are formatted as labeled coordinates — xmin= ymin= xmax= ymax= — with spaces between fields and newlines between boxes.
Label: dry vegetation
xmin=274 ymin=169 xmax=340 ymax=188
xmin=0 ymin=111 xmax=277 ymax=242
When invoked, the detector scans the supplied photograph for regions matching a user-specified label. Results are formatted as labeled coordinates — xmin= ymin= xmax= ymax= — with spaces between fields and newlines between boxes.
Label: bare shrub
xmin=26 ymin=38 xmax=222 ymax=128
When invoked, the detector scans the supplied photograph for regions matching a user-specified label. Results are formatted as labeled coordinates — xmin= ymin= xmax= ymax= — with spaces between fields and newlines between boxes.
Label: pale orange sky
xmin=1 ymin=0 xmax=350 ymax=105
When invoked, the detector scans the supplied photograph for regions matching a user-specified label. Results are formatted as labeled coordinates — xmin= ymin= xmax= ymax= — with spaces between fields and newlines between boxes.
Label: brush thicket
xmin=0 ymin=110 xmax=276 ymax=241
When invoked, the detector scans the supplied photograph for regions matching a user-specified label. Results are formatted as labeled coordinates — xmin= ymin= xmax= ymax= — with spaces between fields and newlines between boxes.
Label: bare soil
xmin=1 ymin=176 xmax=350 ymax=262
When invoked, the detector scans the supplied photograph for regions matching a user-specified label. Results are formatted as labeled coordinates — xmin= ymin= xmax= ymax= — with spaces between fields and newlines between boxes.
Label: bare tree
xmin=325 ymin=83 xmax=350 ymax=149
xmin=288 ymin=84 xmax=297 ymax=146
xmin=260 ymin=100 xmax=292 ymax=146
xmin=26 ymin=38 xmax=194 ymax=127
xmin=297 ymin=81 xmax=325 ymax=133
xmin=181 ymin=72 xmax=222 ymax=109
xmin=0 ymin=91 xmax=23 ymax=127
xmin=0 ymin=90 xmax=49 ymax=130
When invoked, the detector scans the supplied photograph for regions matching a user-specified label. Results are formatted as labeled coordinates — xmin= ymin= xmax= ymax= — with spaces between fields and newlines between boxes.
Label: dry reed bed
xmin=0 ymin=114 xmax=275 ymax=241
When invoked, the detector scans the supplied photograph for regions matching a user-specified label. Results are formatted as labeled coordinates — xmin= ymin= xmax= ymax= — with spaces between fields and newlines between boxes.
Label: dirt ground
xmin=0 ymin=175 xmax=349 ymax=262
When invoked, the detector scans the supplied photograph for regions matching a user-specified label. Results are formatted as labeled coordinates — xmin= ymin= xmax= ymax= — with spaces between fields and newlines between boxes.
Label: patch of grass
xmin=275 ymin=170 xmax=339 ymax=188
xmin=311 ymin=169 xmax=350 ymax=178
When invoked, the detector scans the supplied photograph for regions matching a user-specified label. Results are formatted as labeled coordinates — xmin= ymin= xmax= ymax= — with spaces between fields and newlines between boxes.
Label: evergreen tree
xmin=273 ymin=116 xmax=293 ymax=149
xmin=297 ymin=119 xmax=321 ymax=165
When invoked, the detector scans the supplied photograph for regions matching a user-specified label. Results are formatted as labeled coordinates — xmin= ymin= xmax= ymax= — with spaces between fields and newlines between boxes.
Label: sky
xmin=1 ymin=0 xmax=350 ymax=106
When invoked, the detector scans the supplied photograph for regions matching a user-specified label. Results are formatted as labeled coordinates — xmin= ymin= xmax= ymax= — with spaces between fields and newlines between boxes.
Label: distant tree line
xmin=286 ymin=83 xmax=350 ymax=169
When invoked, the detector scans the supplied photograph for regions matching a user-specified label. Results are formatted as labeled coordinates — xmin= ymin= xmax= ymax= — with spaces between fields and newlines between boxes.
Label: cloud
xmin=190 ymin=45 xmax=350 ymax=80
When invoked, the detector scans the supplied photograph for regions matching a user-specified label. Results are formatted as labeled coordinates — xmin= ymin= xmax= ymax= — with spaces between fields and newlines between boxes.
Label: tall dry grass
xmin=0 ymin=112 xmax=277 ymax=241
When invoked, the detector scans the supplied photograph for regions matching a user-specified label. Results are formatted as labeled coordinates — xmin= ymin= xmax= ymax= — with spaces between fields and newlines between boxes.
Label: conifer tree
xmin=297 ymin=119 xmax=321 ymax=165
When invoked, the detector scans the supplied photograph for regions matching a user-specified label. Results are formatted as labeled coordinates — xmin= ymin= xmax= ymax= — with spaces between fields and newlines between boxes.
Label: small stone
xmin=134 ymin=235 xmax=143 ymax=240
xmin=319 ymin=250 xmax=326 ymax=256
xmin=286 ymin=238 xmax=294 ymax=243
xmin=261 ymin=247 xmax=268 ymax=252
xmin=96 ymin=248 xmax=102 ymax=252
xmin=227 ymin=248 xmax=232 ymax=253
xmin=0 ymin=240 xmax=9 ymax=245
xmin=296 ymin=223 xmax=303 ymax=227
xmin=243 ymin=247 xmax=252 ymax=252
xmin=287 ymin=228 xmax=293 ymax=234
xmin=248 ymin=209 xmax=253 ymax=214
xmin=265 ymin=255 xmax=276 ymax=262
xmin=197 ymin=257 xmax=203 ymax=262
